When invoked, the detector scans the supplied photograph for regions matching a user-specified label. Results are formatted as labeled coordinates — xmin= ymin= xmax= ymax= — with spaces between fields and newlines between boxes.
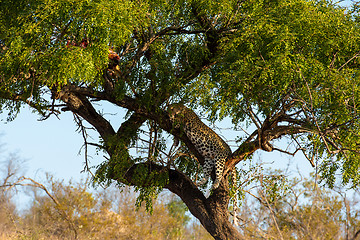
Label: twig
xmin=73 ymin=114 xmax=102 ymax=186
xmin=338 ymin=51 xmax=360 ymax=71
xmin=272 ymin=147 xmax=303 ymax=157
xmin=293 ymin=137 xmax=315 ymax=167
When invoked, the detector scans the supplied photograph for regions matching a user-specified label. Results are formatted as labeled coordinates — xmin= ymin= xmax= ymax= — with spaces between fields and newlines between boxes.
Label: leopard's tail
xmin=232 ymin=168 xmax=239 ymax=226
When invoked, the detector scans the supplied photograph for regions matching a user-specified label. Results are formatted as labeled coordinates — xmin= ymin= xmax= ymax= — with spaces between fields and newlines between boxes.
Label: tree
xmin=1 ymin=0 xmax=360 ymax=239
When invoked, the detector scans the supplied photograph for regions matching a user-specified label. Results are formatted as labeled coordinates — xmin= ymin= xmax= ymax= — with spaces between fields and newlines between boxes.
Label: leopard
xmin=168 ymin=103 xmax=232 ymax=190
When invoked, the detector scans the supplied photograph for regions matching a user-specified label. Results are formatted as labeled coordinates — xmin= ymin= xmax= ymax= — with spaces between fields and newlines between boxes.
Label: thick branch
xmin=123 ymin=162 xmax=208 ymax=220
xmin=116 ymin=113 xmax=147 ymax=146
xmin=54 ymin=85 xmax=115 ymax=141
xmin=224 ymin=125 xmax=313 ymax=176
xmin=124 ymin=162 xmax=241 ymax=240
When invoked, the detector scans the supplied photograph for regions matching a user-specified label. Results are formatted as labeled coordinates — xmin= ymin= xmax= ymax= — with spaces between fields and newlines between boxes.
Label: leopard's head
xmin=167 ymin=103 xmax=187 ymax=128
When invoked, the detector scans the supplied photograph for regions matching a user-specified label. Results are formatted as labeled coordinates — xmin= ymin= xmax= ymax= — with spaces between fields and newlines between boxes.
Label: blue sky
xmin=1 ymin=108 xmax=88 ymax=181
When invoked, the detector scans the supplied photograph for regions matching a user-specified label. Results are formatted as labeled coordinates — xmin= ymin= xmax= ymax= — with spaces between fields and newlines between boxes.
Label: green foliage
xmin=181 ymin=0 xmax=360 ymax=188
xmin=94 ymin=140 xmax=133 ymax=186
xmin=0 ymin=0 xmax=144 ymax=97
xmin=260 ymin=171 xmax=290 ymax=205
xmin=190 ymin=0 xmax=360 ymax=119
xmin=135 ymin=185 xmax=162 ymax=214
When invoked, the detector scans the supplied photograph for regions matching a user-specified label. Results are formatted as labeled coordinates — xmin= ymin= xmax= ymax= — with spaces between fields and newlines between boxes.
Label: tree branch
xmin=123 ymin=161 xmax=240 ymax=239
xmin=54 ymin=85 xmax=116 ymax=142
xmin=224 ymin=125 xmax=313 ymax=176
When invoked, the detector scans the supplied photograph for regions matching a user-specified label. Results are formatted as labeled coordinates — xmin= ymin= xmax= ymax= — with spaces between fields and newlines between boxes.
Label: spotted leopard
xmin=168 ymin=103 xmax=232 ymax=190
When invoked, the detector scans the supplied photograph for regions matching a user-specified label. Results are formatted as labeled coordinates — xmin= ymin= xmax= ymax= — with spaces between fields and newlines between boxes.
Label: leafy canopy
xmin=1 ymin=0 xmax=360 ymax=190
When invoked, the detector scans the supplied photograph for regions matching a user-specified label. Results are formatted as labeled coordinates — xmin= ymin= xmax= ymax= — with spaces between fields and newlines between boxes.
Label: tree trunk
xmin=125 ymin=162 xmax=243 ymax=240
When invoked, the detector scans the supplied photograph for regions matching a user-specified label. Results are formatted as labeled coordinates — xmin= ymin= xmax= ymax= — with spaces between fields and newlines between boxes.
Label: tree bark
xmin=124 ymin=162 xmax=243 ymax=240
